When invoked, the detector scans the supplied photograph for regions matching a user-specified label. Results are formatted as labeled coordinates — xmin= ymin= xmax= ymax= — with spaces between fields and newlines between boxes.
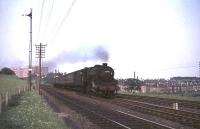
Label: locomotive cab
xmin=87 ymin=63 xmax=118 ymax=96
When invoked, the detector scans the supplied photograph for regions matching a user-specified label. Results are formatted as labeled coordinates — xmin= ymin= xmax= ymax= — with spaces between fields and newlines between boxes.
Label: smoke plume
xmin=45 ymin=45 xmax=109 ymax=71
xmin=0 ymin=58 xmax=25 ymax=68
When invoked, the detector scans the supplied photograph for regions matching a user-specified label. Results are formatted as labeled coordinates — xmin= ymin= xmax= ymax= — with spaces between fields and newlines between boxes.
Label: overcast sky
xmin=0 ymin=0 xmax=200 ymax=79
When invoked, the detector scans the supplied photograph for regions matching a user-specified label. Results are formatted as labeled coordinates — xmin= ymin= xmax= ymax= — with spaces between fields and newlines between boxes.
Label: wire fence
xmin=0 ymin=86 xmax=29 ymax=113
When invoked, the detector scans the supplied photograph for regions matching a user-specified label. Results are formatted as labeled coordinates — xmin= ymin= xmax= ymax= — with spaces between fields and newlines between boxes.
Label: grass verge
xmin=0 ymin=75 xmax=27 ymax=94
xmin=119 ymin=91 xmax=200 ymax=102
xmin=0 ymin=91 xmax=68 ymax=129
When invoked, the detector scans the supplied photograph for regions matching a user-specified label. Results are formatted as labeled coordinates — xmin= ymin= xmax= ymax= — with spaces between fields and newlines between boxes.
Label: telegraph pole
xmin=23 ymin=8 xmax=32 ymax=91
xmin=35 ymin=43 xmax=46 ymax=94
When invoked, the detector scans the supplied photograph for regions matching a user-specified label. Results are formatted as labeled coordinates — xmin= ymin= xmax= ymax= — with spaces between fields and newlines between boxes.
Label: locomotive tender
xmin=54 ymin=63 xmax=118 ymax=96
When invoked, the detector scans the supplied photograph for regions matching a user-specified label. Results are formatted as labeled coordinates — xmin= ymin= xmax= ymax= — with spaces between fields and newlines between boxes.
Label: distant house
xmin=12 ymin=68 xmax=29 ymax=78
xmin=142 ymin=77 xmax=200 ymax=93
xmin=11 ymin=66 xmax=49 ymax=78
xmin=170 ymin=77 xmax=200 ymax=83
xmin=169 ymin=77 xmax=200 ymax=93
xmin=32 ymin=66 xmax=48 ymax=77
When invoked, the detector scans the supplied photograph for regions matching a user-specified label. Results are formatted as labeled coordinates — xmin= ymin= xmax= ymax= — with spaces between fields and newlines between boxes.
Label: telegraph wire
xmin=43 ymin=0 xmax=55 ymax=41
xmin=46 ymin=0 xmax=54 ymax=26
xmin=37 ymin=0 xmax=46 ymax=42
xmin=49 ymin=0 xmax=77 ymax=42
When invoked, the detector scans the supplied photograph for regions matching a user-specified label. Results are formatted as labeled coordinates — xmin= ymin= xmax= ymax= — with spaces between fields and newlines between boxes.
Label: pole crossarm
xmin=35 ymin=43 xmax=47 ymax=94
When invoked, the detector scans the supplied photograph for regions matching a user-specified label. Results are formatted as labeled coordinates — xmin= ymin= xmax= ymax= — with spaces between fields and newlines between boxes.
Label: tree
xmin=0 ymin=67 xmax=15 ymax=75
xmin=43 ymin=72 xmax=55 ymax=84
xmin=125 ymin=78 xmax=142 ymax=92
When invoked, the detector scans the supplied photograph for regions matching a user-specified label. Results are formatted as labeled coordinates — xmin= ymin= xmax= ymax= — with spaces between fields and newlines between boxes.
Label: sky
xmin=0 ymin=0 xmax=200 ymax=79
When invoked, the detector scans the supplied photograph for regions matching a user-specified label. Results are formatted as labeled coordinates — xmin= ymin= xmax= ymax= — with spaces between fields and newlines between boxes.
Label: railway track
xmin=110 ymin=98 xmax=200 ymax=129
xmin=118 ymin=94 xmax=200 ymax=110
xmin=41 ymin=87 xmax=174 ymax=129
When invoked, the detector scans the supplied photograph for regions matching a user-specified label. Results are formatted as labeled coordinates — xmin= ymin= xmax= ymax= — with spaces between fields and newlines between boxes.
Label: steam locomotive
xmin=50 ymin=63 xmax=118 ymax=96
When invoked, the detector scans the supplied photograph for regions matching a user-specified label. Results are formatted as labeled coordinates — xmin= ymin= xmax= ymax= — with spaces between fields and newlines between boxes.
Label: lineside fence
xmin=0 ymin=86 xmax=29 ymax=113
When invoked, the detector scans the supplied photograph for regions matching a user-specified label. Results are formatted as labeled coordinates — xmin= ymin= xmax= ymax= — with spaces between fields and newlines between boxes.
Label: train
xmin=47 ymin=63 xmax=119 ymax=97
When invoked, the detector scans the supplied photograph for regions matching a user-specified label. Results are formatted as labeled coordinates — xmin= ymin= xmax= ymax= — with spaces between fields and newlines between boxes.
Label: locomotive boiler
xmin=53 ymin=63 xmax=118 ymax=96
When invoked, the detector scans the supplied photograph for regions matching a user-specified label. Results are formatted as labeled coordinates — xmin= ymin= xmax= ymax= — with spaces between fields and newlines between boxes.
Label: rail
xmin=42 ymin=87 xmax=174 ymax=129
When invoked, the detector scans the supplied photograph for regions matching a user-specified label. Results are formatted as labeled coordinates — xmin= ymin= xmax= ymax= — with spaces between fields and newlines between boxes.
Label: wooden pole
xmin=0 ymin=94 xmax=2 ymax=113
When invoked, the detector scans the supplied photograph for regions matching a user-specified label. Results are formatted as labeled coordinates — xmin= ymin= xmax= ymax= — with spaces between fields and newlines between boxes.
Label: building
xmin=32 ymin=66 xmax=48 ymax=77
xmin=169 ymin=77 xmax=200 ymax=93
xmin=142 ymin=77 xmax=200 ymax=93
xmin=10 ymin=66 xmax=48 ymax=78
xmin=11 ymin=68 xmax=29 ymax=78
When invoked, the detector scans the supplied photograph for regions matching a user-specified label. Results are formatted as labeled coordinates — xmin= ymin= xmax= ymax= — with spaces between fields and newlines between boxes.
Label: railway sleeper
xmin=114 ymin=101 xmax=200 ymax=129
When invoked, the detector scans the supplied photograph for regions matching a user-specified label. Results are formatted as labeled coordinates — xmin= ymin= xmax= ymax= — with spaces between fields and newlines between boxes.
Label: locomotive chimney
xmin=102 ymin=63 xmax=107 ymax=66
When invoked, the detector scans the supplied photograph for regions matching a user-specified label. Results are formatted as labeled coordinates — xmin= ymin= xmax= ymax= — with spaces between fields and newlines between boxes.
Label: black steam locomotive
xmin=51 ymin=63 xmax=118 ymax=96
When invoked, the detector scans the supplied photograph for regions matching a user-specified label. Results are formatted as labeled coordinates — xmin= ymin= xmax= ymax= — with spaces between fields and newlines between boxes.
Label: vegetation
xmin=119 ymin=91 xmax=200 ymax=102
xmin=0 ymin=75 xmax=27 ymax=94
xmin=0 ymin=67 xmax=15 ymax=75
xmin=118 ymin=78 xmax=142 ymax=92
xmin=0 ymin=91 xmax=68 ymax=129
xmin=43 ymin=72 xmax=55 ymax=84
xmin=135 ymin=92 xmax=200 ymax=102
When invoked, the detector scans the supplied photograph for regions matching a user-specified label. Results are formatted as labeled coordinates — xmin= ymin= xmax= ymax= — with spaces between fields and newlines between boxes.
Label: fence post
xmin=8 ymin=92 xmax=11 ymax=104
xmin=5 ymin=92 xmax=8 ymax=109
xmin=19 ymin=88 xmax=21 ymax=95
xmin=15 ymin=89 xmax=17 ymax=96
xmin=0 ymin=94 xmax=2 ymax=113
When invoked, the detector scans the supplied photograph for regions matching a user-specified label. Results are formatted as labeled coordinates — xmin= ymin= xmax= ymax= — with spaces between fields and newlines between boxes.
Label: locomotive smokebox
xmin=102 ymin=63 xmax=107 ymax=66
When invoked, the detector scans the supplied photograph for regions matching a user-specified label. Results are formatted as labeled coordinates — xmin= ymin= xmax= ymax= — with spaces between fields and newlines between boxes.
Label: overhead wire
xmin=37 ymin=0 xmax=46 ymax=43
xmin=43 ymin=0 xmax=55 ymax=42
xmin=35 ymin=0 xmax=48 ymax=71
xmin=49 ymin=0 xmax=77 ymax=42
xmin=33 ymin=0 xmax=77 ymax=72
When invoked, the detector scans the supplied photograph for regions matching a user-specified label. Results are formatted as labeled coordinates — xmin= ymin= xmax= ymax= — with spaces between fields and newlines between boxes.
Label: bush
xmin=0 ymin=67 xmax=15 ymax=75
